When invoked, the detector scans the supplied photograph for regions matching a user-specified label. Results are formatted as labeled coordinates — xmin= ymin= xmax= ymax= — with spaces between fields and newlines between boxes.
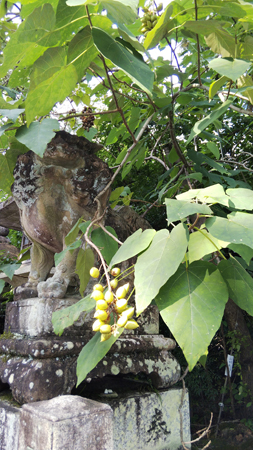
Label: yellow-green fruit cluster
xmin=90 ymin=267 xmax=139 ymax=340
xmin=141 ymin=4 xmax=162 ymax=35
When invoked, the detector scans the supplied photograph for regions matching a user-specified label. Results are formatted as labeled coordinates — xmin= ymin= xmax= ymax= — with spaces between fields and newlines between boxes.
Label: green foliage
xmin=52 ymin=294 xmax=95 ymax=336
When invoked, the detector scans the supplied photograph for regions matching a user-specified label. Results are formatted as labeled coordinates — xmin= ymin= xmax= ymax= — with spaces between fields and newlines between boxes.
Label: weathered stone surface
xmin=106 ymin=389 xmax=191 ymax=450
xmin=0 ymin=400 xmax=20 ymax=450
xmin=0 ymin=198 xmax=21 ymax=231
xmin=18 ymin=395 xmax=113 ymax=450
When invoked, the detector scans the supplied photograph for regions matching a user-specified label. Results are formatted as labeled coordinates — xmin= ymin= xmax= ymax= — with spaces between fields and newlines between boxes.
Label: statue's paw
xmin=14 ymin=282 xmax=38 ymax=301
xmin=37 ymin=278 xmax=67 ymax=299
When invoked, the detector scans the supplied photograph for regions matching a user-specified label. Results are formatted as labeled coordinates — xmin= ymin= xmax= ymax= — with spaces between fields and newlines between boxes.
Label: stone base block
xmin=0 ymin=400 xmax=20 ymax=450
xmin=18 ymin=395 xmax=113 ymax=450
xmin=0 ymin=389 xmax=191 ymax=450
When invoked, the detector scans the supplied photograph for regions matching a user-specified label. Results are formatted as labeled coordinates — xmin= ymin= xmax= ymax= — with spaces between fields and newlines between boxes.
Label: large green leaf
xmin=67 ymin=0 xmax=138 ymax=24
xmin=144 ymin=4 xmax=174 ymax=50
xmin=75 ymin=248 xmax=94 ymax=296
xmin=55 ymin=0 xmax=89 ymax=43
xmin=226 ymin=188 xmax=253 ymax=210
xmin=0 ymin=263 xmax=21 ymax=280
xmin=188 ymin=230 xmax=228 ymax=264
xmin=67 ymin=26 xmax=98 ymax=81
xmin=15 ymin=119 xmax=60 ymax=157
xmin=0 ymin=4 xmax=60 ymax=77
xmin=208 ymin=58 xmax=251 ymax=82
xmin=30 ymin=47 xmax=67 ymax=89
xmin=25 ymin=65 xmax=78 ymax=125
xmin=219 ymin=257 xmax=253 ymax=316
xmin=165 ymin=199 xmax=212 ymax=224
xmin=109 ymin=228 xmax=156 ymax=269
xmin=186 ymin=99 xmax=233 ymax=145
xmin=205 ymin=29 xmax=236 ymax=58
xmin=92 ymin=27 xmax=154 ymax=95
xmin=227 ymin=244 xmax=253 ymax=266
xmin=52 ymin=294 xmax=95 ymax=336
xmin=156 ymin=261 xmax=228 ymax=370
xmin=177 ymin=184 xmax=229 ymax=207
xmin=91 ymin=226 xmax=118 ymax=265
xmin=76 ymin=326 xmax=125 ymax=385
xmin=206 ymin=212 xmax=253 ymax=249
xmin=135 ymin=223 xmax=189 ymax=315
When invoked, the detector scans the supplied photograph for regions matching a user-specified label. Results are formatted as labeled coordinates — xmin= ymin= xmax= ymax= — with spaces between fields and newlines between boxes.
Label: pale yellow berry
xmin=101 ymin=332 xmax=112 ymax=342
xmin=124 ymin=319 xmax=139 ymax=330
xmin=92 ymin=319 xmax=105 ymax=332
xmin=116 ymin=298 xmax=128 ymax=313
xmin=122 ymin=307 xmax=135 ymax=319
xmin=94 ymin=310 xmax=108 ymax=321
xmin=110 ymin=279 xmax=118 ymax=289
xmin=100 ymin=324 xmax=112 ymax=334
xmin=96 ymin=300 xmax=108 ymax=310
xmin=90 ymin=267 xmax=100 ymax=278
xmin=93 ymin=284 xmax=104 ymax=292
xmin=116 ymin=286 xmax=126 ymax=299
xmin=104 ymin=291 xmax=114 ymax=303
xmin=111 ymin=267 xmax=121 ymax=277
xmin=117 ymin=315 xmax=128 ymax=327
xmin=91 ymin=290 xmax=104 ymax=301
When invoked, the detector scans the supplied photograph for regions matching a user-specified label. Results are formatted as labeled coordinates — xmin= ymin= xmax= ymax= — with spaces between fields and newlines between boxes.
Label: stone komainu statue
xmin=12 ymin=131 xmax=112 ymax=299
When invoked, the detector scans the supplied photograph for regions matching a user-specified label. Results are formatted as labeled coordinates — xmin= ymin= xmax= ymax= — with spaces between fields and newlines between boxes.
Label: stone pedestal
xmin=0 ymin=298 xmax=181 ymax=404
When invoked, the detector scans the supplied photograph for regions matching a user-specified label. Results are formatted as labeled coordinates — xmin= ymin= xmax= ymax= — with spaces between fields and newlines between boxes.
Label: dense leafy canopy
xmin=1 ymin=0 xmax=253 ymax=377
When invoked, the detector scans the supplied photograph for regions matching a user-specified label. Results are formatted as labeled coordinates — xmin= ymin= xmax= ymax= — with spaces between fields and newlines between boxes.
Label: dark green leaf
xmin=75 ymin=248 xmax=94 ymax=296
xmin=91 ymin=226 xmax=118 ymax=265
xmin=15 ymin=119 xmax=60 ymax=157
xmin=156 ymin=261 xmax=228 ymax=370
xmin=67 ymin=26 xmax=98 ymax=81
xmin=52 ymin=294 xmax=95 ymax=336
xmin=227 ymin=243 xmax=253 ymax=266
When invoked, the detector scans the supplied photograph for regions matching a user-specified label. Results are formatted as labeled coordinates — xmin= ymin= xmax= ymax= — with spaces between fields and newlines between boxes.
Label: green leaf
xmin=67 ymin=26 xmax=98 ymax=81
xmin=135 ymin=224 xmax=189 ymax=315
xmin=55 ymin=0 xmax=89 ymax=43
xmin=75 ymin=248 xmax=94 ymax=296
xmin=144 ymin=4 xmax=174 ymax=50
xmin=226 ymin=188 xmax=253 ymax=210
xmin=67 ymin=0 xmax=138 ymax=24
xmin=219 ymin=257 xmax=253 ymax=316
xmin=227 ymin=244 xmax=253 ymax=266
xmin=177 ymin=184 xmax=229 ymax=207
xmin=208 ymin=58 xmax=251 ymax=82
xmin=109 ymin=228 xmax=156 ymax=269
xmin=156 ymin=261 xmax=228 ymax=370
xmin=0 ymin=4 xmax=59 ymax=78
xmin=0 ymin=263 xmax=21 ymax=280
xmin=30 ymin=47 xmax=67 ymax=89
xmin=206 ymin=141 xmax=220 ymax=159
xmin=109 ymin=186 xmax=125 ymax=202
xmin=76 ymin=326 xmax=125 ymax=386
xmin=26 ymin=65 xmax=78 ymax=125
xmin=92 ymin=27 xmax=154 ymax=95
xmin=15 ymin=119 xmax=60 ymax=157
xmin=65 ymin=218 xmax=84 ymax=247
xmin=78 ymin=221 xmax=91 ymax=234
xmin=188 ymin=230 xmax=228 ymax=264
xmin=52 ymin=294 xmax=95 ymax=336
xmin=186 ymin=99 xmax=233 ymax=145
xmin=165 ymin=199 xmax=212 ymax=224
xmin=0 ymin=141 xmax=29 ymax=195
xmin=0 ymin=280 xmax=5 ymax=295
xmin=205 ymin=29 xmax=236 ymax=58
xmin=206 ymin=212 xmax=253 ymax=249
xmin=209 ymin=76 xmax=230 ymax=100
xmin=91 ymin=226 xmax=118 ymax=265
xmin=0 ymin=109 xmax=25 ymax=121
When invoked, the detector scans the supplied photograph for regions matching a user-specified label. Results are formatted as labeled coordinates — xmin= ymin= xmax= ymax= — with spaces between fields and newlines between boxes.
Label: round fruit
xmin=94 ymin=310 xmax=108 ymax=321
xmin=92 ymin=319 xmax=105 ymax=332
xmin=92 ymin=290 xmax=104 ymax=301
xmin=124 ymin=319 xmax=139 ymax=330
xmin=122 ymin=306 xmax=135 ymax=319
xmin=96 ymin=300 xmax=108 ymax=310
xmin=117 ymin=315 xmax=128 ymax=327
xmin=104 ymin=291 xmax=114 ymax=303
xmin=111 ymin=267 xmax=121 ymax=277
xmin=110 ymin=279 xmax=118 ymax=289
xmin=100 ymin=324 xmax=112 ymax=334
xmin=116 ymin=298 xmax=128 ymax=313
xmin=93 ymin=284 xmax=104 ymax=292
xmin=90 ymin=267 xmax=100 ymax=278
xmin=101 ymin=332 xmax=112 ymax=342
